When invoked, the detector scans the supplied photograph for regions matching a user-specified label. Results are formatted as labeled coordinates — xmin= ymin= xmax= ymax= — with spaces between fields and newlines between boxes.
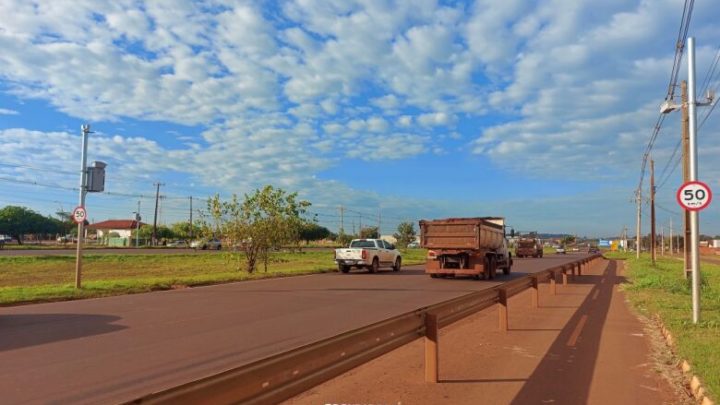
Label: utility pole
xmin=661 ymin=227 xmax=665 ymax=256
xmin=687 ymin=37 xmax=701 ymax=323
xmin=134 ymin=200 xmax=141 ymax=247
xmin=377 ymin=209 xmax=381 ymax=236
xmin=681 ymin=80 xmax=692 ymax=278
xmin=623 ymin=226 xmax=628 ymax=252
xmin=152 ymin=182 xmax=164 ymax=246
xmin=339 ymin=206 xmax=345 ymax=234
xmin=670 ymin=218 xmax=673 ymax=255
xmin=75 ymin=124 xmax=91 ymax=289
xmin=359 ymin=214 xmax=362 ymax=234
xmin=650 ymin=159 xmax=656 ymax=265
xmin=636 ymin=189 xmax=642 ymax=259
xmin=189 ymin=196 xmax=193 ymax=240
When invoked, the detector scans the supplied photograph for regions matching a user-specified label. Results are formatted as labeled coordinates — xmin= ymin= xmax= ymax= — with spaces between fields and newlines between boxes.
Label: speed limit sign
xmin=72 ymin=206 xmax=87 ymax=224
xmin=677 ymin=181 xmax=713 ymax=211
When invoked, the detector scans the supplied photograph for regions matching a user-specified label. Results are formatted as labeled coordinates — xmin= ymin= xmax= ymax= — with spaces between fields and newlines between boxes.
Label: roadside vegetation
xmin=0 ymin=248 xmax=427 ymax=306
xmin=606 ymin=251 xmax=719 ymax=399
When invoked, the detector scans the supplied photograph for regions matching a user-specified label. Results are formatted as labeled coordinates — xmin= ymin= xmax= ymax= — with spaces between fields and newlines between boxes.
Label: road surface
xmin=0 ymin=254 xmax=583 ymax=404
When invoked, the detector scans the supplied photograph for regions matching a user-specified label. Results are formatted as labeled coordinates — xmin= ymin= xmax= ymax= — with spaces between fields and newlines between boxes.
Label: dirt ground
xmin=284 ymin=259 xmax=692 ymax=405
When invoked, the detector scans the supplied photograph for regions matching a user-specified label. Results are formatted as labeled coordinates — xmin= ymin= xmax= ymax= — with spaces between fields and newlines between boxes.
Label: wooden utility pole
xmin=650 ymin=159 xmax=656 ymax=265
xmin=670 ymin=218 xmax=673 ymax=255
xmin=339 ymin=206 xmax=344 ymax=234
xmin=152 ymin=182 xmax=164 ymax=246
xmin=681 ymin=80 xmax=691 ymax=278
xmin=636 ymin=189 xmax=642 ymax=259
xmin=189 ymin=196 xmax=193 ymax=240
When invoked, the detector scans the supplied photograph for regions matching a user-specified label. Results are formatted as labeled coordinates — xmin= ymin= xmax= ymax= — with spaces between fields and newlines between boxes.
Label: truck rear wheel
xmin=488 ymin=256 xmax=497 ymax=279
xmin=369 ymin=258 xmax=379 ymax=273
xmin=338 ymin=264 xmax=350 ymax=273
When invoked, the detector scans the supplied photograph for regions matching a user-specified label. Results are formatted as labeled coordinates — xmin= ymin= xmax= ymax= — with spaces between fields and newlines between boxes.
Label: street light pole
xmin=75 ymin=124 xmax=91 ymax=289
xmin=687 ymin=37 xmax=701 ymax=323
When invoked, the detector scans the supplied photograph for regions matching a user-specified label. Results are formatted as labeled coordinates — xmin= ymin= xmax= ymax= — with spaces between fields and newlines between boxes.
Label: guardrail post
xmin=578 ymin=262 xmax=583 ymax=276
xmin=531 ymin=276 xmax=539 ymax=308
xmin=550 ymin=271 xmax=557 ymax=295
xmin=562 ymin=267 xmax=569 ymax=286
xmin=425 ymin=313 xmax=439 ymax=383
xmin=498 ymin=289 xmax=508 ymax=331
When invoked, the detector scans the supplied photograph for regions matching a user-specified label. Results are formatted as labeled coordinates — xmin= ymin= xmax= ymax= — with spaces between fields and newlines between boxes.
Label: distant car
xmin=166 ymin=240 xmax=189 ymax=248
xmin=407 ymin=241 xmax=420 ymax=248
xmin=191 ymin=238 xmax=222 ymax=250
xmin=556 ymin=246 xmax=566 ymax=254
xmin=56 ymin=235 xmax=76 ymax=243
xmin=588 ymin=247 xmax=600 ymax=254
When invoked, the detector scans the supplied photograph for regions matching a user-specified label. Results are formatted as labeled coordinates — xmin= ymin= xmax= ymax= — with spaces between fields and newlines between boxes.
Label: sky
xmin=1 ymin=0 xmax=719 ymax=238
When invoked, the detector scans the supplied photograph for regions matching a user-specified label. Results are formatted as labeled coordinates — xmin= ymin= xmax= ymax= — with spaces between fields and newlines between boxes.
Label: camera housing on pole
xmin=86 ymin=161 xmax=107 ymax=193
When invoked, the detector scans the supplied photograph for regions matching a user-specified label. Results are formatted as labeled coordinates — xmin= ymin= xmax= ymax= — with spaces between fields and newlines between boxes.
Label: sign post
xmin=677 ymin=180 xmax=712 ymax=323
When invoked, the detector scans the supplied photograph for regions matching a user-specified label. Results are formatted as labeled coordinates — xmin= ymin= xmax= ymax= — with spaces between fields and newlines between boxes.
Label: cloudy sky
xmin=1 ymin=0 xmax=719 ymax=237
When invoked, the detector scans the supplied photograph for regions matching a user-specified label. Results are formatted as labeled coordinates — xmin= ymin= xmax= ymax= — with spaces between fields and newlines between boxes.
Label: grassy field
xmin=0 ymin=248 xmax=427 ymax=306
xmin=606 ymin=251 xmax=719 ymax=399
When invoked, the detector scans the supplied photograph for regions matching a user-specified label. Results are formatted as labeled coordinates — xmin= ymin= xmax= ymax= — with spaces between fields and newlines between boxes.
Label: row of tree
xmin=0 ymin=206 xmax=75 ymax=244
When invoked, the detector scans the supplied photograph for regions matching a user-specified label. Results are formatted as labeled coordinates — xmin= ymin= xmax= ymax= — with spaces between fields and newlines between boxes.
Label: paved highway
xmin=0 ymin=254 xmax=588 ymax=404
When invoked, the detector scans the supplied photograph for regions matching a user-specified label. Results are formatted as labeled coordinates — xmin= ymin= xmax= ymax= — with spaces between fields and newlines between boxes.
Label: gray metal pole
xmin=687 ymin=37 xmax=701 ymax=323
xmin=75 ymin=124 xmax=90 ymax=289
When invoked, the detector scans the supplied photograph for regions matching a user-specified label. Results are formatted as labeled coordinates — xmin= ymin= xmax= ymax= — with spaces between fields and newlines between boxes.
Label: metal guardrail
xmin=127 ymin=254 xmax=603 ymax=405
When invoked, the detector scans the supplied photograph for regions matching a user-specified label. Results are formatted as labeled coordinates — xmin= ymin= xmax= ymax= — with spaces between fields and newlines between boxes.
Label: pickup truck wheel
xmin=369 ymin=258 xmax=379 ymax=273
xmin=338 ymin=264 xmax=350 ymax=273
xmin=392 ymin=257 xmax=401 ymax=272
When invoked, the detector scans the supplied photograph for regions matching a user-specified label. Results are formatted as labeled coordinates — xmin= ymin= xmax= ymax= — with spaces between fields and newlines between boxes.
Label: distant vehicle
xmin=56 ymin=235 xmax=76 ymax=243
xmin=334 ymin=239 xmax=402 ymax=273
xmin=556 ymin=246 xmax=567 ymax=254
xmin=420 ymin=217 xmax=512 ymax=280
xmin=0 ymin=235 xmax=12 ymax=242
xmin=191 ymin=238 xmax=222 ymax=250
xmin=407 ymin=241 xmax=420 ymax=248
xmin=515 ymin=237 xmax=543 ymax=258
xmin=166 ymin=240 xmax=189 ymax=248
xmin=588 ymin=247 xmax=600 ymax=254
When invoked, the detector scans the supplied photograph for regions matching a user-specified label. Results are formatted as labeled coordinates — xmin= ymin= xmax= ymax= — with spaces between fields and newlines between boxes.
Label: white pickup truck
xmin=334 ymin=239 xmax=402 ymax=273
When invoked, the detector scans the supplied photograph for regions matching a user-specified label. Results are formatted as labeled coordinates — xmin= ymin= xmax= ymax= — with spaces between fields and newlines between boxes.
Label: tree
xmin=393 ymin=222 xmax=417 ymax=248
xmin=0 ymin=205 xmax=61 ymax=244
xmin=299 ymin=222 xmax=331 ymax=243
xmin=359 ymin=226 xmax=379 ymax=239
xmin=202 ymin=185 xmax=310 ymax=273
xmin=336 ymin=231 xmax=353 ymax=247
xmin=169 ymin=221 xmax=201 ymax=240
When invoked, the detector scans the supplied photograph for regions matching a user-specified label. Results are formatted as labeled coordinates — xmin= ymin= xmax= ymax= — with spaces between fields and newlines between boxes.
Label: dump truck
xmin=515 ymin=238 xmax=543 ymax=258
xmin=420 ymin=217 xmax=512 ymax=279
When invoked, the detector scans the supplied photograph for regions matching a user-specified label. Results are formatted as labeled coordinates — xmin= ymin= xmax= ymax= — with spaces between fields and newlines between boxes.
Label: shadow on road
xmin=510 ymin=260 xmax=623 ymax=405
xmin=0 ymin=313 xmax=125 ymax=351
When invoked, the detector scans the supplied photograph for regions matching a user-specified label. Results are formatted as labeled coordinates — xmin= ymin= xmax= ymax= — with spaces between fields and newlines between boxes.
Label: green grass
xmin=609 ymin=251 xmax=720 ymax=399
xmin=0 ymin=248 xmax=428 ymax=306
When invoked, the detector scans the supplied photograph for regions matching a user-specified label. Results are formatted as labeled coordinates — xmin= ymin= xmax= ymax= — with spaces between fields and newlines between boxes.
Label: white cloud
xmin=0 ymin=108 xmax=18 ymax=115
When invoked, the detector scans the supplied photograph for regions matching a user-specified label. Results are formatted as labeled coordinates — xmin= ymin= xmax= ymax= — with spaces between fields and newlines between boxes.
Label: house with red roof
xmin=87 ymin=219 xmax=145 ymax=239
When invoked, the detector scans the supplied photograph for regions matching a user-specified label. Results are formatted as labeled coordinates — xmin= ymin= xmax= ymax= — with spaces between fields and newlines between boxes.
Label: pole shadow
xmin=510 ymin=260 xmax=621 ymax=405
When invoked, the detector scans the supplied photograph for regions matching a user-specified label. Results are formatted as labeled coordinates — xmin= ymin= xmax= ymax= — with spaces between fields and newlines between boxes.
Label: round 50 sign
xmin=72 ymin=206 xmax=87 ymax=224
xmin=676 ymin=181 xmax=712 ymax=212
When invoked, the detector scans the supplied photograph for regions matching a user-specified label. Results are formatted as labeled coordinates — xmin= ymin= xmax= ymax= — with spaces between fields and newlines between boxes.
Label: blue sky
xmin=1 ymin=0 xmax=720 ymax=238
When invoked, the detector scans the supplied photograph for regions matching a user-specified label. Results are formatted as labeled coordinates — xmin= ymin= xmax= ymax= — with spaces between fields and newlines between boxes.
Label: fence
xmin=128 ymin=254 xmax=603 ymax=405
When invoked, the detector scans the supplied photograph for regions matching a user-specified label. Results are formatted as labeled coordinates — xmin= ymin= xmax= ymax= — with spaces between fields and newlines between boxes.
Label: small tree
xmin=203 ymin=186 xmax=310 ymax=273
xmin=336 ymin=230 xmax=353 ymax=247
xmin=393 ymin=222 xmax=417 ymax=248
xmin=359 ymin=226 xmax=379 ymax=239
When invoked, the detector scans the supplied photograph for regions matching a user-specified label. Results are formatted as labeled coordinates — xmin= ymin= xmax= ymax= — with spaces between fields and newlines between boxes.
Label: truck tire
xmin=502 ymin=253 xmax=512 ymax=275
xmin=338 ymin=264 xmax=350 ymax=273
xmin=369 ymin=258 xmax=379 ymax=273
xmin=392 ymin=257 xmax=401 ymax=272
xmin=488 ymin=255 xmax=497 ymax=279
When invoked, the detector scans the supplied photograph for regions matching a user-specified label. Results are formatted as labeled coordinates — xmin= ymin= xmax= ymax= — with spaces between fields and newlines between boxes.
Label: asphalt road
xmin=0 ymin=253 xmax=589 ymax=404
